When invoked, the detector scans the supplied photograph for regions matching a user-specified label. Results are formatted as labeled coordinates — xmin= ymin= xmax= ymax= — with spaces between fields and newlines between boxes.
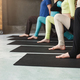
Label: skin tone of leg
xmin=56 ymin=52 xmax=70 ymax=58
xmin=49 ymin=45 xmax=66 ymax=50
xmin=56 ymin=52 xmax=80 ymax=59
xmin=28 ymin=35 xmax=38 ymax=39
xmin=54 ymin=0 xmax=58 ymax=3
xmin=19 ymin=34 xmax=29 ymax=37
xmin=76 ymin=54 xmax=80 ymax=59
xmin=37 ymin=38 xmax=50 ymax=43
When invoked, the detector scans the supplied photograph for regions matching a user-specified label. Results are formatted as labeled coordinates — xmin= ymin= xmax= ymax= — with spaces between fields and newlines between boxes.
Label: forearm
xmin=47 ymin=4 xmax=52 ymax=15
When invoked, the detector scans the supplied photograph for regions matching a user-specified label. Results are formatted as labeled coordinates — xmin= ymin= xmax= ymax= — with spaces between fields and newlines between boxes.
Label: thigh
xmin=54 ymin=14 xmax=70 ymax=29
xmin=28 ymin=16 xmax=38 ymax=23
xmin=46 ymin=16 xmax=54 ymax=24
xmin=38 ymin=16 xmax=46 ymax=24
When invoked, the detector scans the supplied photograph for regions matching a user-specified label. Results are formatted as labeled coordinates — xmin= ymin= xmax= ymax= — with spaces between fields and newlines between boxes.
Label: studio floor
xmin=0 ymin=33 xmax=80 ymax=80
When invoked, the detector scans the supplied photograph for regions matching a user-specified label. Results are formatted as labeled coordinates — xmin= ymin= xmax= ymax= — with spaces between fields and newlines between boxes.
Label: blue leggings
xmin=34 ymin=16 xmax=46 ymax=37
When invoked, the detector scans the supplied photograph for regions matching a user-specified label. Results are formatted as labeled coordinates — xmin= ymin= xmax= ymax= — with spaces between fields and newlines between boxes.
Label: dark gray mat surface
xmin=8 ymin=35 xmax=73 ymax=41
xmin=8 ymin=35 xmax=43 ymax=37
xmin=10 ymin=46 xmax=72 ymax=53
xmin=8 ymin=35 xmax=20 ymax=37
xmin=8 ymin=40 xmax=73 ymax=46
xmin=14 ymin=54 xmax=80 ymax=68
xmin=8 ymin=36 xmax=57 ymax=41
xmin=8 ymin=36 xmax=44 ymax=40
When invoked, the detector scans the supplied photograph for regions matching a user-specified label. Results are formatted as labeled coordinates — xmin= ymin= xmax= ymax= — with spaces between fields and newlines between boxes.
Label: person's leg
xmin=45 ymin=16 xmax=55 ymax=39
xmin=49 ymin=14 xmax=70 ymax=50
xmin=34 ymin=16 xmax=46 ymax=36
xmin=56 ymin=8 xmax=80 ymax=59
xmin=50 ymin=24 xmax=56 ymax=37
xmin=28 ymin=16 xmax=46 ymax=39
xmin=42 ymin=23 xmax=45 ymax=31
xmin=69 ymin=7 xmax=80 ymax=58
xmin=19 ymin=16 xmax=38 ymax=37
xmin=37 ymin=16 xmax=55 ymax=43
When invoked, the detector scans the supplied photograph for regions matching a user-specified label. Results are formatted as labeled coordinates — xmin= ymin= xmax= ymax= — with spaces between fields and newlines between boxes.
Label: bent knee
xmin=46 ymin=16 xmax=50 ymax=22
xmin=37 ymin=16 xmax=44 ymax=21
xmin=54 ymin=14 xmax=61 ymax=20
xmin=37 ymin=17 xmax=42 ymax=23
xmin=37 ymin=17 xmax=41 ymax=21
xmin=46 ymin=16 xmax=53 ymax=22
xmin=46 ymin=16 xmax=51 ymax=19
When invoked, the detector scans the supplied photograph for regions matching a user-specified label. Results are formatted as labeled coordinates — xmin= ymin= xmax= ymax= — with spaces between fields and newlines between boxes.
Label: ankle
xmin=58 ymin=45 xmax=66 ymax=50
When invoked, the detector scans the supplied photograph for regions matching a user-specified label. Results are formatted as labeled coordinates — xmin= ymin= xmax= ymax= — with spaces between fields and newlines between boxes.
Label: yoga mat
xmin=8 ymin=37 xmax=73 ymax=42
xmin=8 ymin=35 xmax=56 ymax=38
xmin=10 ymin=46 xmax=72 ymax=53
xmin=8 ymin=35 xmax=44 ymax=38
xmin=8 ymin=37 xmax=58 ymax=41
xmin=8 ymin=36 xmax=45 ymax=40
xmin=8 ymin=35 xmax=46 ymax=37
xmin=8 ymin=40 xmax=73 ymax=46
xmin=8 ymin=35 xmax=47 ymax=40
xmin=14 ymin=54 xmax=80 ymax=68
xmin=8 ymin=36 xmax=30 ymax=40
xmin=8 ymin=35 xmax=20 ymax=38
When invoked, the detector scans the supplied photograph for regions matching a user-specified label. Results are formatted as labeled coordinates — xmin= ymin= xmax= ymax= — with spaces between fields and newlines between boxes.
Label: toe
xmin=48 ymin=47 xmax=54 ymax=50
xmin=76 ymin=54 xmax=80 ymax=59
xmin=28 ymin=37 xmax=32 ymax=39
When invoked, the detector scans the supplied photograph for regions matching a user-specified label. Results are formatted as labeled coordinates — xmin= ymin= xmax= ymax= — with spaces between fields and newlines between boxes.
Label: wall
xmin=0 ymin=0 xmax=2 ymax=30
xmin=2 ymin=0 xmax=54 ymax=34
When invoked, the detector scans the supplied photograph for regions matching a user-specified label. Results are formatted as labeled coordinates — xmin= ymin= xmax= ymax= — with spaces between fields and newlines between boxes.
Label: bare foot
xmin=37 ymin=39 xmax=50 ymax=43
xmin=56 ymin=52 xmax=70 ymax=58
xmin=28 ymin=36 xmax=38 ymax=39
xmin=19 ymin=34 xmax=29 ymax=37
xmin=48 ymin=45 xmax=65 ymax=50
xmin=76 ymin=54 xmax=80 ymax=59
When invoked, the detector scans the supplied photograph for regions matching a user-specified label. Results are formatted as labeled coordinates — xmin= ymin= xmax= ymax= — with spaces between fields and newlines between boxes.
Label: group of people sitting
xmin=19 ymin=0 xmax=80 ymax=59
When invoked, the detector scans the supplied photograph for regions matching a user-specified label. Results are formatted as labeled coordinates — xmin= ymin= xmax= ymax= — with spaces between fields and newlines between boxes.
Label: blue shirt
xmin=39 ymin=0 xmax=51 ymax=17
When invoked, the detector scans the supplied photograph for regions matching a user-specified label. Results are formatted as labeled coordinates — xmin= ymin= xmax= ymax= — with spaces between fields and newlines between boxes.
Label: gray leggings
xmin=54 ymin=14 xmax=71 ymax=45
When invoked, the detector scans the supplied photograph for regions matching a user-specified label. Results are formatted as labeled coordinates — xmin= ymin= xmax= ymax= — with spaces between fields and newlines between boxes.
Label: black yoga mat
xmin=8 ymin=37 xmax=44 ymax=40
xmin=10 ymin=46 xmax=72 ymax=53
xmin=8 ymin=35 xmax=20 ymax=38
xmin=8 ymin=36 xmax=46 ymax=40
xmin=8 ymin=35 xmax=44 ymax=38
xmin=8 ymin=36 xmax=58 ymax=41
xmin=8 ymin=35 xmax=72 ymax=41
xmin=8 ymin=40 xmax=73 ymax=46
xmin=14 ymin=54 xmax=80 ymax=68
